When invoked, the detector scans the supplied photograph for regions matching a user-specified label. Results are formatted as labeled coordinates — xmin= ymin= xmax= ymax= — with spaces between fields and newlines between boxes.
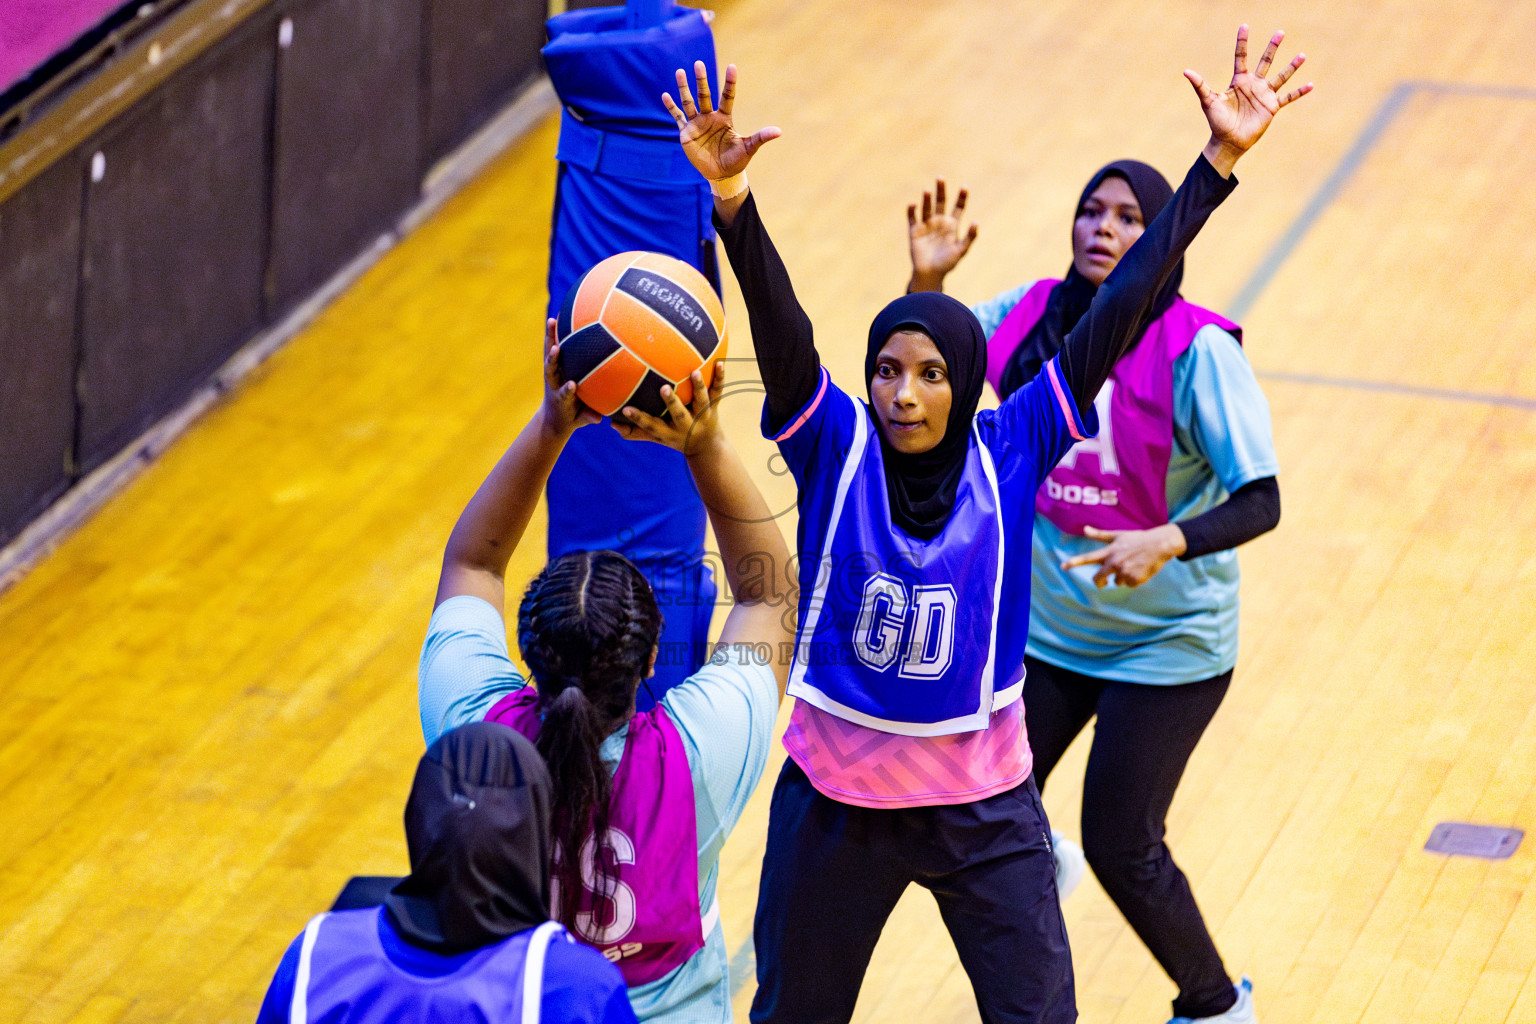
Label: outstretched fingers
xmin=952 ymin=187 xmax=973 ymax=240
xmin=543 ymin=319 xmax=560 ymax=389
xmin=934 ymin=179 xmax=948 ymax=217
xmin=1270 ymin=51 xmax=1309 ymax=94
xmin=1278 ymin=80 xmax=1314 ymax=109
xmin=1232 ymin=23 xmax=1250 ymax=77
xmin=661 ymin=91 xmax=688 ymax=129
xmin=659 ymin=383 xmax=694 ymax=429
xmin=744 ymin=125 xmax=782 ymax=156
xmin=719 ymin=63 xmax=737 ymax=116
xmin=1060 ymin=546 xmax=1111 ymax=571
xmin=673 ymin=67 xmax=699 ymax=119
xmin=693 ymin=60 xmax=713 ymax=115
xmin=687 ymin=368 xmax=721 ymax=418
xmin=1254 ymin=29 xmax=1283 ymax=77
xmin=1183 ymin=68 xmax=1218 ymax=107
xmin=621 ymin=404 xmax=666 ymax=439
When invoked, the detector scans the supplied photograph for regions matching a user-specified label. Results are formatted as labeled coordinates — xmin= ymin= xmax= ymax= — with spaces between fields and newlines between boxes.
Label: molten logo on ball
xmin=557 ymin=252 xmax=728 ymax=418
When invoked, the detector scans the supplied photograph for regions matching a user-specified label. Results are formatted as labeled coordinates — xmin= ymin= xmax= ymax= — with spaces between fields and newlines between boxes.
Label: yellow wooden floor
xmin=3 ymin=1 xmax=1535 ymax=1021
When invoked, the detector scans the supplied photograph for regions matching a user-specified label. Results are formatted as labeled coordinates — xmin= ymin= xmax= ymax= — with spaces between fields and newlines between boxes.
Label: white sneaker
xmin=1166 ymin=976 xmax=1256 ymax=1024
xmin=1050 ymin=829 xmax=1085 ymax=899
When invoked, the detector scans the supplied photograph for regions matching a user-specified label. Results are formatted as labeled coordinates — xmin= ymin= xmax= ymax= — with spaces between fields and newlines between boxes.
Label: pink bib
xmin=989 ymin=280 xmax=1240 ymax=533
xmin=488 ymin=690 xmax=704 ymax=985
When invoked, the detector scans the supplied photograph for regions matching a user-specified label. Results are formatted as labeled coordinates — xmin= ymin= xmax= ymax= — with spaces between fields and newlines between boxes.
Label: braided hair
xmin=516 ymin=550 xmax=662 ymax=936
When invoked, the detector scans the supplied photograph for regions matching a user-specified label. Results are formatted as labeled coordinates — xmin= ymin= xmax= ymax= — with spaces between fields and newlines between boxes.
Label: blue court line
xmin=1226 ymin=80 xmax=1536 ymax=323
xmin=1255 ymin=370 xmax=1536 ymax=411
xmin=1227 ymin=79 xmax=1536 ymax=412
xmin=1224 ymin=82 xmax=1414 ymax=322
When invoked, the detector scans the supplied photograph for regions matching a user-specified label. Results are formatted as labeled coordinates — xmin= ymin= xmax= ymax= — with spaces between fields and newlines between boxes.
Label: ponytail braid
xmin=517 ymin=551 xmax=662 ymax=935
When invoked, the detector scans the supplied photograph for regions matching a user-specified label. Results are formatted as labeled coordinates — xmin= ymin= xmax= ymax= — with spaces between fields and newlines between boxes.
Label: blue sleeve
xmin=418 ymin=595 xmax=528 ymax=744
xmin=539 ymin=938 xmax=640 ymax=1024
xmin=1173 ymin=326 xmax=1279 ymax=492
xmin=762 ymin=366 xmax=859 ymax=490
xmin=985 ymin=353 xmax=1099 ymax=481
xmin=659 ymin=649 xmax=780 ymax=862
xmin=970 ymin=284 xmax=1030 ymax=339
xmin=254 ymin=933 xmax=304 ymax=1024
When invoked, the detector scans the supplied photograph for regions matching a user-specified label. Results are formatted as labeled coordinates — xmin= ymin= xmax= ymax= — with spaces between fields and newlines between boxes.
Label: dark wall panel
xmin=421 ymin=0 xmax=547 ymax=167
xmin=75 ymin=20 xmax=274 ymax=473
xmin=267 ymin=0 xmax=423 ymax=311
xmin=0 ymin=154 xmax=83 ymax=543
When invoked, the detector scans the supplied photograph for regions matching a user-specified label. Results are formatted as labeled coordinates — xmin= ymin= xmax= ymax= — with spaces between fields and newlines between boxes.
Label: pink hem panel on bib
xmin=783 ymin=699 xmax=1032 ymax=809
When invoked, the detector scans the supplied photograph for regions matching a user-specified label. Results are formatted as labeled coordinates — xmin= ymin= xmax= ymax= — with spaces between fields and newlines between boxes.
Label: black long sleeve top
xmin=714 ymin=156 xmax=1272 ymax=554
xmin=718 ymin=155 xmax=1237 ymax=435
xmin=1177 ymin=475 xmax=1280 ymax=559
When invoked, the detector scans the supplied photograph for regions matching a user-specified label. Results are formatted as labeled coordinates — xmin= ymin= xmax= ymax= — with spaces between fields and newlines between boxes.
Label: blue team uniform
xmin=773 ymin=360 xmax=1093 ymax=735
xmin=257 ymin=909 xmax=635 ymax=1024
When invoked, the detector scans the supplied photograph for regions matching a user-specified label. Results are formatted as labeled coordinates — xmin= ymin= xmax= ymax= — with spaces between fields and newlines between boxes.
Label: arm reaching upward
xmin=906 ymin=179 xmax=978 ymax=294
xmin=621 ymin=365 xmax=795 ymax=699
xmin=1056 ymin=26 xmax=1311 ymax=413
xmin=665 ymin=61 xmax=818 ymax=434
xmin=662 ymin=61 xmax=781 ymax=228
xmin=434 ymin=319 xmax=598 ymax=614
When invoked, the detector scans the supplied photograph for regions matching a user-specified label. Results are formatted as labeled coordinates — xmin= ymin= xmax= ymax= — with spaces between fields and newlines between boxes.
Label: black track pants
xmin=749 ymin=759 xmax=1076 ymax=1024
xmin=1024 ymin=655 xmax=1236 ymax=1020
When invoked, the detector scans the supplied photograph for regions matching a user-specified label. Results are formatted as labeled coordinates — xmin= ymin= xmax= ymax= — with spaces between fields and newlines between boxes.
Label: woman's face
xmin=1071 ymin=175 xmax=1145 ymax=287
xmin=871 ymin=330 xmax=951 ymax=454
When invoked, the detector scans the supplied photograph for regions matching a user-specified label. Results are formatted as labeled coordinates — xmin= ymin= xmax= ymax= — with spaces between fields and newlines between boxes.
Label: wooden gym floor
xmin=2 ymin=1 xmax=1535 ymax=1021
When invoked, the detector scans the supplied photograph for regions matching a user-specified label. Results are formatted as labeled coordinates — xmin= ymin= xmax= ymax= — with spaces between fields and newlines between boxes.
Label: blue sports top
xmin=257 ymin=910 xmax=635 ymax=1024
xmin=774 ymin=361 xmax=1092 ymax=735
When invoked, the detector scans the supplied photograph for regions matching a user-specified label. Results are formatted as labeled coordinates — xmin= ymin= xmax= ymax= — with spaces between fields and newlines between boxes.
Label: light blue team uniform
xmin=419 ymin=595 xmax=779 ymax=1024
xmin=974 ymin=288 xmax=1279 ymax=685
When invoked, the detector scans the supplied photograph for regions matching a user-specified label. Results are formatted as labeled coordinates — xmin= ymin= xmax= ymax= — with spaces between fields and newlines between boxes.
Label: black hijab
xmin=384 ymin=722 xmax=554 ymax=954
xmin=865 ymin=291 xmax=989 ymax=540
xmin=997 ymin=160 xmax=1180 ymax=399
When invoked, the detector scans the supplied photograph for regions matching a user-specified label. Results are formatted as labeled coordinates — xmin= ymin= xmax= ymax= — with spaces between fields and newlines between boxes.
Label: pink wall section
xmin=1 ymin=0 xmax=128 ymax=93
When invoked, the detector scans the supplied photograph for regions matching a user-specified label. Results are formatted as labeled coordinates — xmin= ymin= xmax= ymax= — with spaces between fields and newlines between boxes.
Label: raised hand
xmin=1185 ymin=25 xmax=1312 ymax=175
xmin=540 ymin=318 xmax=600 ymax=437
xmin=662 ymin=61 xmax=781 ymax=184
xmin=907 ymin=179 xmax=978 ymax=292
xmin=619 ymin=363 xmax=727 ymax=456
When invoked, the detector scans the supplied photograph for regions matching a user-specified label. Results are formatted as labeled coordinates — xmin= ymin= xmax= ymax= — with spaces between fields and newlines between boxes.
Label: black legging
xmin=1024 ymin=655 xmax=1236 ymax=1020
xmin=751 ymin=761 xmax=1074 ymax=1024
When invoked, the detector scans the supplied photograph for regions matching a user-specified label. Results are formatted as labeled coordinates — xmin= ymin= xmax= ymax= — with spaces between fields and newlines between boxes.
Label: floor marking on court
xmin=1424 ymin=822 xmax=1523 ymax=859
xmin=1254 ymin=370 xmax=1536 ymax=411
xmin=1226 ymin=80 xmax=1536 ymax=324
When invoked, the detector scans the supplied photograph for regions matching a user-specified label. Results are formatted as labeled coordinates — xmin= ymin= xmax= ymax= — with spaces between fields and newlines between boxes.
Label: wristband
xmin=710 ymin=172 xmax=749 ymax=200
